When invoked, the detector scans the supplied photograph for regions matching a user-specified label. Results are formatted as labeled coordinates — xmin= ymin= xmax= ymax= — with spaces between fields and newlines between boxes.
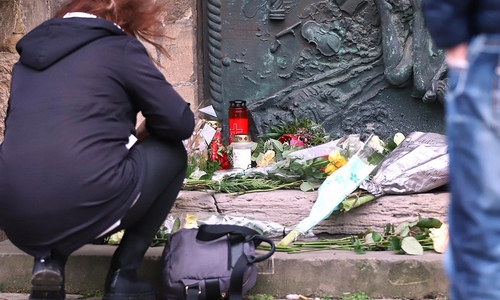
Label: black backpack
xmin=161 ymin=224 xmax=276 ymax=300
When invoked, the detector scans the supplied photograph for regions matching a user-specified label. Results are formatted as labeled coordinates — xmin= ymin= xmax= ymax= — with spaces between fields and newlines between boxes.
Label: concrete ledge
xmin=0 ymin=240 xmax=448 ymax=299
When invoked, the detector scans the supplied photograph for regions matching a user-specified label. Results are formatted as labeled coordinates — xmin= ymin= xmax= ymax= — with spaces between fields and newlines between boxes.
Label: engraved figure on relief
xmin=375 ymin=0 xmax=447 ymax=104
xmin=301 ymin=20 xmax=342 ymax=56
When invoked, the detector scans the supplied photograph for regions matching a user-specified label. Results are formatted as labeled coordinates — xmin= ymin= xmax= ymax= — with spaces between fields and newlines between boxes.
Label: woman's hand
xmin=135 ymin=119 xmax=150 ymax=143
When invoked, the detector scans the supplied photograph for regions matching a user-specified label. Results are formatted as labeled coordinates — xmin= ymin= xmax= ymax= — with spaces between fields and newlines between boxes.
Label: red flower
xmin=209 ymin=130 xmax=230 ymax=169
xmin=278 ymin=134 xmax=299 ymax=144
xmin=219 ymin=153 xmax=231 ymax=169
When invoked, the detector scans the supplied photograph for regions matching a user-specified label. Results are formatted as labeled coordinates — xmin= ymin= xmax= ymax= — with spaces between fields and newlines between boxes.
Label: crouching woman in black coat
xmin=0 ymin=0 xmax=195 ymax=299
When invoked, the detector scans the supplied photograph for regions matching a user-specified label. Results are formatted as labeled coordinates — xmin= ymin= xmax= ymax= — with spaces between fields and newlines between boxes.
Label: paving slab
xmin=0 ymin=240 xmax=448 ymax=300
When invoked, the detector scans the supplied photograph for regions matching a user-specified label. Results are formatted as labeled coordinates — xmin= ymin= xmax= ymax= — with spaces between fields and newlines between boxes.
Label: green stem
xmin=228 ymin=181 xmax=302 ymax=195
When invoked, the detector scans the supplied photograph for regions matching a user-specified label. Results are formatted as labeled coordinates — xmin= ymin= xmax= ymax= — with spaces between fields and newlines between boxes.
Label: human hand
xmin=445 ymin=43 xmax=468 ymax=69
xmin=135 ymin=119 xmax=150 ymax=143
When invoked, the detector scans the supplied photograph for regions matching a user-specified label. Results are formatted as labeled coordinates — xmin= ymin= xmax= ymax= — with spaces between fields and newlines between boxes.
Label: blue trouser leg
xmin=445 ymin=34 xmax=500 ymax=300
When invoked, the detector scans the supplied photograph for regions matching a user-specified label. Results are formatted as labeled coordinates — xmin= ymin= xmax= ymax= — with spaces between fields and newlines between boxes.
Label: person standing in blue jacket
xmin=0 ymin=0 xmax=195 ymax=299
xmin=423 ymin=1 xmax=500 ymax=299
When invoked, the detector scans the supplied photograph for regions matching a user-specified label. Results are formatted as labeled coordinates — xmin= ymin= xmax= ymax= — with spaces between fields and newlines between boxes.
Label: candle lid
xmin=233 ymin=134 xmax=251 ymax=143
xmin=229 ymin=100 xmax=247 ymax=108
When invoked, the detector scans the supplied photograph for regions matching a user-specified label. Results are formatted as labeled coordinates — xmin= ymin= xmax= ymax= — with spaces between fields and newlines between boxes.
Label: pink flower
xmin=290 ymin=138 xmax=304 ymax=147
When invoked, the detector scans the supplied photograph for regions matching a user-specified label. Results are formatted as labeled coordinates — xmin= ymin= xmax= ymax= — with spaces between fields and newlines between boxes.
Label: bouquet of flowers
xmin=278 ymin=134 xmax=390 ymax=246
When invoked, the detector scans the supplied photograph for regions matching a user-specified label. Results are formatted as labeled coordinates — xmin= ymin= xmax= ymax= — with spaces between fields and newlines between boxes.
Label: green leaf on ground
xmin=300 ymin=181 xmax=314 ymax=192
xmin=417 ymin=218 xmax=443 ymax=229
xmin=394 ymin=221 xmax=410 ymax=236
xmin=401 ymin=236 xmax=424 ymax=255
xmin=390 ymin=236 xmax=401 ymax=251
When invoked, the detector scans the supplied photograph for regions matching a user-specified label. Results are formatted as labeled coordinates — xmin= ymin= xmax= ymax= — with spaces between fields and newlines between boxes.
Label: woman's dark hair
xmin=55 ymin=0 xmax=169 ymax=59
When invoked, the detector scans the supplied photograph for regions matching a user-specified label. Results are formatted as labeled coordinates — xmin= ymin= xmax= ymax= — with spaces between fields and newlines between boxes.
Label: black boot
xmin=103 ymin=233 xmax=155 ymax=300
xmin=29 ymin=251 xmax=67 ymax=300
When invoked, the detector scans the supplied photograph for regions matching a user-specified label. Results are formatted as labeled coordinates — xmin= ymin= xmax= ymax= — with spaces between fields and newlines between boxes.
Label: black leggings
xmin=112 ymin=136 xmax=187 ymax=243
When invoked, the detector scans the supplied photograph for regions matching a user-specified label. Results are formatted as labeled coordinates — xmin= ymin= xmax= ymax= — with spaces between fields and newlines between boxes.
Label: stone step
xmin=171 ymin=190 xmax=449 ymax=235
xmin=0 ymin=191 xmax=450 ymax=299
xmin=0 ymin=240 xmax=448 ymax=299
xmin=0 ymin=191 xmax=449 ymax=243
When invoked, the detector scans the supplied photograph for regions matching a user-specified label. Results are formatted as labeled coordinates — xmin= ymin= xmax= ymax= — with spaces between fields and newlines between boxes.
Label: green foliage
xmin=339 ymin=292 xmax=369 ymax=300
xmin=186 ymin=153 xmax=221 ymax=179
xmin=268 ymin=156 xmax=329 ymax=189
xmin=417 ymin=218 xmax=443 ymax=229
xmin=259 ymin=118 xmax=328 ymax=146
xmin=150 ymin=225 xmax=171 ymax=247
xmin=185 ymin=155 xmax=198 ymax=179
xmin=367 ymin=151 xmax=387 ymax=166
xmin=183 ymin=175 xmax=302 ymax=194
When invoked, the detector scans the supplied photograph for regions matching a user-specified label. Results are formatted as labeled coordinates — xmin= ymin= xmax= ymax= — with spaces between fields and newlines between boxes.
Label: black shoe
xmin=102 ymin=269 xmax=155 ymax=300
xmin=29 ymin=255 xmax=66 ymax=300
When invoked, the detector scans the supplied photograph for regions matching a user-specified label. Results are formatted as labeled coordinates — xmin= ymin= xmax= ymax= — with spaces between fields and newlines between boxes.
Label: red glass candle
xmin=228 ymin=100 xmax=249 ymax=143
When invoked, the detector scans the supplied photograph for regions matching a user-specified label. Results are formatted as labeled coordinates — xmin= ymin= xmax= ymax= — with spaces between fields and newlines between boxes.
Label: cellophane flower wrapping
xmin=359 ymin=132 xmax=448 ymax=197
xmin=246 ymin=134 xmax=365 ymax=185
xmin=278 ymin=134 xmax=384 ymax=246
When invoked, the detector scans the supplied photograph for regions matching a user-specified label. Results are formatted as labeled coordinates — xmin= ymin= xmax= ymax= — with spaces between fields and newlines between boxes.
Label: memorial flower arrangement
xmin=106 ymin=213 xmax=448 ymax=255
xmin=104 ymin=113 xmax=448 ymax=255
xmin=183 ymin=117 xmax=335 ymax=193
xmin=258 ymin=216 xmax=448 ymax=255
xmin=182 ymin=116 xmax=405 ymax=194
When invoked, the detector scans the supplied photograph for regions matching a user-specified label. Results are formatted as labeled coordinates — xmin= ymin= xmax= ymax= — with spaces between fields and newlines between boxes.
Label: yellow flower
xmin=324 ymin=163 xmax=338 ymax=175
xmin=328 ymin=150 xmax=347 ymax=169
xmin=184 ymin=213 xmax=198 ymax=229
xmin=334 ymin=156 xmax=347 ymax=168
xmin=257 ymin=150 xmax=276 ymax=167
xmin=429 ymin=223 xmax=449 ymax=253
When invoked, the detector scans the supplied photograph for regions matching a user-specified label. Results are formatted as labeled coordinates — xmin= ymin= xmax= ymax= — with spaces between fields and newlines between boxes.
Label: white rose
xmin=429 ymin=223 xmax=449 ymax=253
xmin=367 ymin=135 xmax=385 ymax=153
xmin=108 ymin=230 xmax=125 ymax=245
xmin=393 ymin=133 xmax=405 ymax=146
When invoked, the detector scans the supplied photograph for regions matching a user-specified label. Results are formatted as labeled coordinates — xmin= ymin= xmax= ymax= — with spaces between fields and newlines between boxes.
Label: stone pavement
xmin=0 ymin=191 xmax=450 ymax=299
xmin=0 ymin=239 xmax=448 ymax=300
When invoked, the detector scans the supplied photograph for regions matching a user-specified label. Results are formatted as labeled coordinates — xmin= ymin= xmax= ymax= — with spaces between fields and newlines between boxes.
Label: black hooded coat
xmin=0 ymin=16 xmax=194 ymax=257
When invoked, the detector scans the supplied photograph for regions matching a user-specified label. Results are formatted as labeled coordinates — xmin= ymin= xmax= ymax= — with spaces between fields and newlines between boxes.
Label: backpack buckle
xmin=185 ymin=284 xmax=201 ymax=295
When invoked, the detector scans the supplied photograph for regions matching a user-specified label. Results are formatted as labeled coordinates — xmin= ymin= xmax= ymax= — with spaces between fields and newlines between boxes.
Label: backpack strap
xmin=227 ymin=253 xmax=250 ymax=300
xmin=248 ymin=235 xmax=275 ymax=263
xmin=196 ymin=224 xmax=260 ymax=242
xmin=205 ymin=278 xmax=221 ymax=299
xmin=185 ymin=284 xmax=200 ymax=300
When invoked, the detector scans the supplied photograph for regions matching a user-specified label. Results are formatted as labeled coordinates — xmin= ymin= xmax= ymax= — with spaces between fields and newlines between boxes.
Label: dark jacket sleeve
xmin=423 ymin=0 xmax=472 ymax=49
xmin=123 ymin=39 xmax=195 ymax=140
